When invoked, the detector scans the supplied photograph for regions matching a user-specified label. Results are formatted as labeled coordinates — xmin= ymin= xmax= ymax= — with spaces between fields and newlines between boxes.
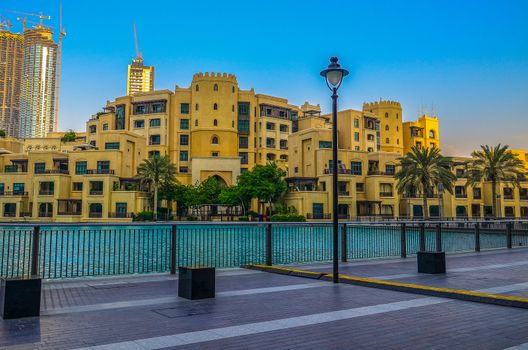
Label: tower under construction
xmin=126 ymin=24 xmax=154 ymax=95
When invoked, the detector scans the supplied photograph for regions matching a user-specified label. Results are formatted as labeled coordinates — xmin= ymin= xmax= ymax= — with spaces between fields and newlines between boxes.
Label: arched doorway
xmin=210 ymin=175 xmax=228 ymax=186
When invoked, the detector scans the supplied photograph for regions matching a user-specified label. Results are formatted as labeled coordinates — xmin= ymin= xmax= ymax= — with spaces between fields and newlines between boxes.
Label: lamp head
xmin=320 ymin=57 xmax=349 ymax=91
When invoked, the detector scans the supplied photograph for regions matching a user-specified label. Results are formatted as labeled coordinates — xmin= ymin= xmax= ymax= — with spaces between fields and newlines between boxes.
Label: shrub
xmin=238 ymin=216 xmax=249 ymax=221
xmin=247 ymin=210 xmax=259 ymax=218
xmin=0 ymin=130 xmax=6 ymax=137
xmin=186 ymin=216 xmax=198 ymax=221
xmin=132 ymin=211 xmax=154 ymax=221
xmin=270 ymin=214 xmax=306 ymax=222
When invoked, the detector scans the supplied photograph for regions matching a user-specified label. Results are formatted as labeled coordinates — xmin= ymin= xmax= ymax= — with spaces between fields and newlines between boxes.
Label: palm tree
xmin=396 ymin=146 xmax=456 ymax=218
xmin=136 ymin=156 xmax=177 ymax=221
xmin=466 ymin=144 xmax=525 ymax=218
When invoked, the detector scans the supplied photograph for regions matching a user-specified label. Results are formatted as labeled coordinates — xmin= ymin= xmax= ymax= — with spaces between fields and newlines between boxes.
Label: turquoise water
xmin=0 ymin=223 xmax=525 ymax=279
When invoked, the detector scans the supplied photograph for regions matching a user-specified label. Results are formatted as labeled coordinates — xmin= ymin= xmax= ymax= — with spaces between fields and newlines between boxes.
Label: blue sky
xmin=2 ymin=0 xmax=527 ymax=155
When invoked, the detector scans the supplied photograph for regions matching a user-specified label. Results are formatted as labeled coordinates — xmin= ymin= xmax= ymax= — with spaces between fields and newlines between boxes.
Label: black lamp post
xmin=320 ymin=57 xmax=349 ymax=283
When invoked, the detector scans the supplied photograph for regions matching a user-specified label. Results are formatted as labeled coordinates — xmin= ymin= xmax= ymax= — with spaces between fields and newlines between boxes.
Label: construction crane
xmin=0 ymin=15 xmax=13 ymax=31
xmin=6 ymin=10 xmax=50 ymax=28
xmin=133 ymin=23 xmax=142 ymax=61
xmin=54 ymin=1 xmax=66 ymax=131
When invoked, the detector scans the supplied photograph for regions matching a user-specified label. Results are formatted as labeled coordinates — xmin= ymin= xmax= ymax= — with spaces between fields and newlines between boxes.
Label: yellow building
xmin=127 ymin=58 xmax=154 ymax=95
xmin=402 ymin=114 xmax=440 ymax=154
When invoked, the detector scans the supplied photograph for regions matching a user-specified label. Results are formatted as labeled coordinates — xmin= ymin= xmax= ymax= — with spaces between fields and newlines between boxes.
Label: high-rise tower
xmin=19 ymin=26 xmax=58 ymax=138
xmin=126 ymin=23 xmax=154 ymax=95
xmin=0 ymin=24 xmax=24 ymax=137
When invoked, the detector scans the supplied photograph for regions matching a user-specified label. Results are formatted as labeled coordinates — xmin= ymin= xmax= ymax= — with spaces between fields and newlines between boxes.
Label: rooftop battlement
xmin=192 ymin=72 xmax=237 ymax=83
xmin=363 ymin=100 xmax=401 ymax=109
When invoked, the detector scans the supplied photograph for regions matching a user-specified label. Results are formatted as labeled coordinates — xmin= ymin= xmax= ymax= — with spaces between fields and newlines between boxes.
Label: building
xmin=402 ymin=114 xmax=440 ymax=154
xmin=19 ymin=26 xmax=58 ymax=138
xmin=126 ymin=58 xmax=154 ymax=95
xmin=0 ymin=29 xmax=24 ymax=137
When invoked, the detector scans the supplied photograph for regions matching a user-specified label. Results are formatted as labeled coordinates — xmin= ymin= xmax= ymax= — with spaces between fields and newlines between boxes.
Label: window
xmin=212 ymin=152 xmax=219 ymax=157
xmin=179 ymin=167 xmax=189 ymax=173
xmin=72 ymin=182 xmax=83 ymax=191
xmin=354 ymin=118 xmax=359 ymax=128
xmin=355 ymin=146 xmax=360 ymax=151
xmin=239 ymin=137 xmax=248 ymax=148
xmin=13 ymin=183 xmax=25 ymax=194
xmin=354 ymin=132 xmax=360 ymax=142
xmin=356 ymin=183 xmax=365 ymax=192
xmin=385 ymin=112 xmax=389 ymax=118
xmin=180 ymin=103 xmax=189 ymax=114
xmin=103 ymin=123 xmax=108 ymax=131
xmin=238 ymin=102 xmax=250 ymax=115
xmin=385 ymin=164 xmax=396 ymax=175
xmin=149 ymin=151 xmax=160 ymax=158
xmin=195 ymin=104 xmax=199 ymax=111
xmin=429 ymin=130 xmax=435 ymax=138
xmin=396 ymin=113 xmax=399 ymax=119
xmin=232 ymin=86 xmax=235 ymax=93
xmin=195 ymin=84 xmax=199 ymax=91
xmin=180 ymin=134 xmax=189 ymax=146
xmin=280 ymin=140 xmax=288 ymax=149
xmin=239 ymin=152 xmax=248 ymax=164
xmin=115 ymin=105 xmax=125 ymax=130
xmin=266 ymin=138 xmax=275 ymax=148
xmin=180 ymin=119 xmax=189 ymax=130
xmin=504 ymin=187 xmax=514 ymax=199
xmin=232 ymin=105 xmax=235 ymax=112
xmin=134 ymin=104 xmax=146 ymax=114
xmin=232 ymin=120 xmax=235 ymax=127
xmin=279 ymin=111 xmax=285 ymax=117
xmin=319 ymin=141 xmax=332 ymax=149
xmin=116 ymin=203 xmax=128 ymax=217
xmin=97 ymin=161 xmax=110 ymax=173
xmin=152 ymin=103 xmax=164 ymax=113
xmin=368 ymin=147 xmax=374 ymax=152
xmin=213 ymin=103 xmax=218 ymax=110
xmin=214 ymin=84 xmax=218 ymax=91
xmin=39 ymin=181 xmax=54 ymax=195
xmin=367 ymin=134 xmax=375 ymax=141
xmin=266 ymin=122 xmax=275 ymax=130
xmin=89 ymin=125 xmax=97 ymax=134
xmin=396 ymin=139 xmax=399 ymax=145
xmin=34 ymin=162 xmax=45 ymax=174
xmin=213 ymin=119 xmax=218 ymax=126
xmin=238 ymin=120 xmax=250 ymax=133
xmin=351 ymin=161 xmax=362 ymax=175
xmin=180 ymin=151 xmax=188 ymax=161
xmin=75 ymin=161 xmax=87 ymax=175
xmin=455 ymin=186 xmax=466 ymax=198
xmin=280 ymin=155 xmax=288 ymax=161
xmin=195 ymin=119 xmax=198 ymax=126
xmin=105 ymin=142 xmax=119 ymax=150
xmin=385 ymin=125 xmax=389 ymax=131
xmin=212 ymin=136 xmax=219 ymax=144
xmin=279 ymin=124 xmax=289 ymax=132
xmin=149 ymin=135 xmax=161 ymax=145
xmin=134 ymin=120 xmax=145 ymax=128
xmin=90 ymin=140 xmax=96 ymax=147
xmin=473 ymin=187 xmax=482 ymax=199
xmin=385 ymin=138 xmax=390 ymax=144
xmin=149 ymin=118 xmax=161 ymax=127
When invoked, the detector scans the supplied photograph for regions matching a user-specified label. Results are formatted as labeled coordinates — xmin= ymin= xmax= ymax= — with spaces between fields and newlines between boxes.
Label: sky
xmin=2 ymin=0 xmax=527 ymax=156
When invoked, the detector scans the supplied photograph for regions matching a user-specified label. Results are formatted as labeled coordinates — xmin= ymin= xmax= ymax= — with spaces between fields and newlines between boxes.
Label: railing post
xmin=419 ymin=222 xmax=426 ymax=252
xmin=266 ymin=223 xmax=273 ymax=266
xmin=435 ymin=223 xmax=442 ymax=252
xmin=30 ymin=225 xmax=40 ymax=277
xmin=400 ymin=223 xmax=407 ymax=258
xmin=506 ymin=222 xmax=513 ymax=249
xmin=170 ymin=224 xmax=177 ymax=275
xmin=474 ymin=223 xmax=481 ymax=252
xmin=341 ymin=223 xmax=348 ymax=262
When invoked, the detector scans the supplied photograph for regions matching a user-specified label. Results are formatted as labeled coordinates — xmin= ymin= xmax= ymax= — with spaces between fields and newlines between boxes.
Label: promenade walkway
xmin=2 ymin=248 xmax=528 ymax=349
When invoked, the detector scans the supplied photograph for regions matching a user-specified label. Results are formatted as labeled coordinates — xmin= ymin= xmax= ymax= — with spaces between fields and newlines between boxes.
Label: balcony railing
xmin=521 ymin=196 xmax=528 ymax=201
xmin=455 ymin=193 xmax=467 ymax=199
xmin=57 ymin=211 xmax=82 ymax=216
xmin=306 ymin=213 xmax=331 ymax=219
xmin=0 ymin=191 xmax=28 ymax=196
xmin=36 ymin=169 xmax=69 ymax=175
xmin=404 ymin=193 xmax=439 ymax=199
xmin=324 ymin=169 xmax=354 ymax=175
xmin=338 ymin=191 xmax=350 ymax=196
xmin=108 ymin=212 xmax=133 ymax=218
xmin=380 ymin=192 xmax=394 ymax=197
xmin=86 ymin=169 xmax=115 ymax=175
xmin=19 ymin=212 xmax=31 ymax=217
xmin=89 ymin=212 xmax=103 ymax=218
xmin=39 ymin=190 xmax=54 ymax=196
xmin=504 ymin=194 xmax=514 ymax=200
xmin=38 ymin=212 xmax=53 ymax=217
xmin=3 ymin=212 xmax=16 ymax=217
xmin=368 ymin=170 xmax=395 ymax=176
xmin=89 ymin=190 xmax=104 ymax=196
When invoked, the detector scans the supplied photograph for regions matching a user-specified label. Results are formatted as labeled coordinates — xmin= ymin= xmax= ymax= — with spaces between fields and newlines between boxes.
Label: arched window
xmin=385 ymin=138 xmax=390 ymax=144
xmin=213 ymin=119 xmax=218 ymax=126
xmin=396 ymin=138 xmax=400 ymax=145
xmin=396 ymin=126 xmax=399 ymax=131
xmin=195 ymin=104 xmax=199 ymax=111
xmin=385 ymin=125 xmax=389 ymax=131
xmin=195 ymin=85 xmax=199 ymax=92
xmin=213 ymin=103 xmax=218 ymax=110
xmin=396 ymin=113 xmax=399 ymax=119
xmin=232 ymin=105 xmax=235 ymax=112
xmin=195 ymin=119 xmax=198 ymax=126
xmin=232 ymin=86 xmax=235 ymax=93
xmin=214 ymin=84 xmax=218 ymax=91
xmin=429 ymin=130 xmax=435 ymax=138
xmin=385 ymin=112 xmax=389 ymax=118
xmin=232 ymin=120 xmax=235 ymax=127
xmin=212 ymin=136 xmax=219 ymax=144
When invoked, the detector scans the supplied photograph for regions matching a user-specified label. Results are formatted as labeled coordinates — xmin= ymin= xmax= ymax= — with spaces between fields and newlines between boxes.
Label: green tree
xmin=61 ymin=130 xmax=76 ymax=142
xmin=219 ymin=185 xmax=252 ymax=215
xmin=396 ymin=146 xmax=456 ymax=218
xmin=238 ymin=162 xmax=287 ymax=216
xmin=466 ymin=144 xmax=525 ymax=217
xmin=0 ymin=130 xmax=6 ymax=137
xmin=136 ymin=156 xmax=177 ymax=221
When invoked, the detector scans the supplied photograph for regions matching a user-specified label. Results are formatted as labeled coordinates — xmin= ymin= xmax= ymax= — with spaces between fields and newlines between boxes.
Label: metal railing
xmin=379 ymin=192 xmax=394 ymax=197
xmin=0 ymin=220 xmax=526 ymax=280
xmin=0 ymin=191 xmax=29 ymax=196
xmin=86 ymin=169 xmax=115 ymax=175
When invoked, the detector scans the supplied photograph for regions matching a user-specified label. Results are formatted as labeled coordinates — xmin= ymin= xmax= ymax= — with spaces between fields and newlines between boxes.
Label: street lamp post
xmin=320 ymin=57 xmax=348 ymax=283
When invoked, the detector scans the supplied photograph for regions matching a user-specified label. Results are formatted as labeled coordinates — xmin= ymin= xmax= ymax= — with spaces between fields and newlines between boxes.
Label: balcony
xmin=39 ymin=190 xmax=54 ymax=196
xmin=404 ymin=193 xmax=438 ymax=199
xmin=108 ymin=212 xmax=133 ymax=218
xmin=521 ymin=196 xmax=528 ymax=201
xmin=324 ymin=169 xmax=353 ymax=175
xmin=89 ymin=212 xmax=103 ymax=218
xmin=86 ymin=169 xmax=115 ymax=175
xmin=57 ymin=211 xmax=82 ymax=216
xmin=379 ymin=192 xmax=394 ymax=197
xmin=0 ymin=191 xmax=28 ymax=196
xmin=306 ymin=213 xmax=331 ymax=220
xmin=19 ymin=212 xmax=31 ymax=217
xmin=3 ymin=212 xmax=16 ymax=217
xmin=504 ymin=194 xmax=514 ymax=200
xmin=36 ymin=169 xmax=69 ymax=175
xmin=338 ymin=191 xmax=350 ymax=196
xmin=38 ymin=212 xmax=53 ymax=218
xmin=368 ymin=170 xmax=395 ymax=176
xmin=455 ymin=193 xmax=467 ymax=199
xmin=89 ymin=190 xmax=104 ymax=196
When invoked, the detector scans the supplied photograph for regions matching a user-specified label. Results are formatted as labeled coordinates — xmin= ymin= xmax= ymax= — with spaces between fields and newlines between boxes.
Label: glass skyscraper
xmin=0 ymin=30 xmax=24 ymax=137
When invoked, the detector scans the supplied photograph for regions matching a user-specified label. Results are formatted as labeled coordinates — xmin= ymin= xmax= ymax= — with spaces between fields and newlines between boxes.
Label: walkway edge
xmin=241 ymin=264 xmax=528 ymax=309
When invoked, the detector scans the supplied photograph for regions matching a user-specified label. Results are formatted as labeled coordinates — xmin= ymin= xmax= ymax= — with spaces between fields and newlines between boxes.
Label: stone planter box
xmin=417 ymin=251 xmax=446 ymax=274
xmin=1 ymin=277 xmax=41 ymax=319
xmin=178 ymin=267 xmax=215 ymax=300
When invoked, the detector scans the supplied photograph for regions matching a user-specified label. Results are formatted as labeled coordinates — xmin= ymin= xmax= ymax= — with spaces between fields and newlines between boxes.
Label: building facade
xmin=19 ymin=26 xmax=58 ymax=138
xmin=127 ymin=58 xmax=154 ymax=95
xmin=0 ymin=29 xmax=23 ymax=137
